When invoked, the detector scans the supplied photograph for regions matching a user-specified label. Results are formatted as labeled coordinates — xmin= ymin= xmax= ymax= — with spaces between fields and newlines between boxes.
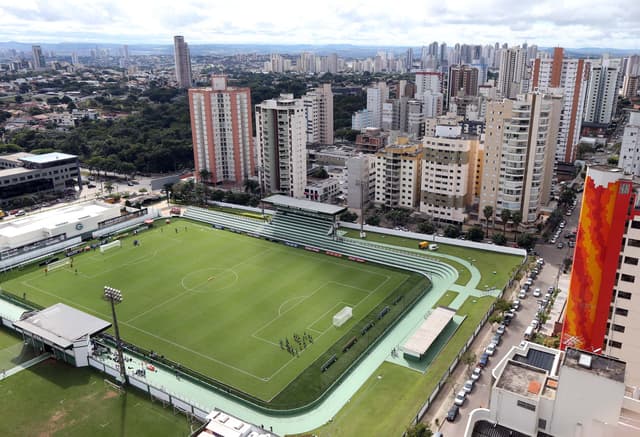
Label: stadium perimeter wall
xmin=340 ymin=222 xmax=528 ymax=256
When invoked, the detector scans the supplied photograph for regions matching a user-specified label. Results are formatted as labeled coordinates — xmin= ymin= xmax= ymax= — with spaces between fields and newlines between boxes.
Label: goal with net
xmin=333 ymin=306 xmax=353 ymax=327
xmin=100 ymin=240 xmax=121 ymax=253
xmin=47 ymin=258 xmax=71 ymax=271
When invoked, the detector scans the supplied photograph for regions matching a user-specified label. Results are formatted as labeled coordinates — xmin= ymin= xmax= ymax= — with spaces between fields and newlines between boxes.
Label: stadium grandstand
xmin=182 ymin=195 xmax=458 ymax=282
xmin=0 ymin=201 xmax=158 ymax=271
xmin=12 ymin=303 xmax=111 ymax=367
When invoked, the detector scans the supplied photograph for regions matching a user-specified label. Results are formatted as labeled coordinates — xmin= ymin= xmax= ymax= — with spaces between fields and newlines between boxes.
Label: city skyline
xmin=0 ymin=0 xmax=639 ymax=49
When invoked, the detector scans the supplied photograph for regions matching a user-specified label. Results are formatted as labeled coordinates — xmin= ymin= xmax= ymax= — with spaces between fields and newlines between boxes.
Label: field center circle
xmin=181 ymin=267 xmax=238 ymax=293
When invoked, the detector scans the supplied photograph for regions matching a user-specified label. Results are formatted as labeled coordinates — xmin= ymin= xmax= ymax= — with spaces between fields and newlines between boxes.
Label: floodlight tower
xmin=103 ymin=286 xmax=127 ymax=385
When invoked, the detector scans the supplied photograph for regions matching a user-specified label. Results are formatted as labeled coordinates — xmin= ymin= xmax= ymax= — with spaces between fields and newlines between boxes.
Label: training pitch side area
xmin=0 ymin=220 xmax=410 ymax=402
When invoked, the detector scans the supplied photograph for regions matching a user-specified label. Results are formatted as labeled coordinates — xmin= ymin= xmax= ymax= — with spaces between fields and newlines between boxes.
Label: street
xmin=427 ymin=194 xmax=583 ymax=435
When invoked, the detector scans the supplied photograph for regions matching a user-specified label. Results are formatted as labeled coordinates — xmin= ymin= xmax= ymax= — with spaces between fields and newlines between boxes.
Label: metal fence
xmin=88 ymin=357 xmax=210 ymax=422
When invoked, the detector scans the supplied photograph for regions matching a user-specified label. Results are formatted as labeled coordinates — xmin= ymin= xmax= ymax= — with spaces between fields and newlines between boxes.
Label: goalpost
xmin=47 ymin=258 xmax=71 ymax=271
xmin=100 ymin=240 xmax=121 ymax=253
xmin=333 ymin=306 xmax=353 ymax=327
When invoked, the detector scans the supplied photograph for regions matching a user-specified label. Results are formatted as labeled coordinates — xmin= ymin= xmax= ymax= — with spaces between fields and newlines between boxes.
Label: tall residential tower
xmin=255 ymin=94 xmax=307 ymax=198
xmin=173 ymin=36 xmax=193 ymax=89
xmin=531 ymin=47 xmax=588 ymax=163
xmin=188 ymin=75 xmax=255 ymax=186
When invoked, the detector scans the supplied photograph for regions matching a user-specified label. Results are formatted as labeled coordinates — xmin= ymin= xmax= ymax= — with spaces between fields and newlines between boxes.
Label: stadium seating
xmin=183 ymin=207 xmax=458 ymax=282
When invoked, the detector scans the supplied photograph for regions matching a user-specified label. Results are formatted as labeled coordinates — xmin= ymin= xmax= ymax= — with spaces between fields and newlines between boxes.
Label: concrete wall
xmin=340 ymin=222 xmax=527 ymax=256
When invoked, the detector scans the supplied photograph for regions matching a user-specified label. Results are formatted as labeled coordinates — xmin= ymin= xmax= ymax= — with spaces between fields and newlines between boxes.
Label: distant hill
xmin=0 ymin=41 xmax=637 ymax=58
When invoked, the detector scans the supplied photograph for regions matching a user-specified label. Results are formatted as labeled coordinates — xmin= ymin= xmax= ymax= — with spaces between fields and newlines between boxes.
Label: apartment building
xmin=479 ymin=92 xmax=561 ymax=225
xmin=584 ymin=57 xmax=621 ymax=125
xmin=303 ymin=83 xmax=334 ymax=145
xmin=465 ymin=342 xmax=635 ymax=437
xmin=255 ymin=94 xmax=307 ymax=198
xmin=531 ymin=47 xmax=589 ymax=162
xmin=420 ymin=125 xmax=481 ymax=223
xmin=620 ymin=111 xmax=640 ymax=177
xmin=188 ymin=75 xmax=255 ymax=185
xmin=374 ymin=140 xmax=423 ymax=209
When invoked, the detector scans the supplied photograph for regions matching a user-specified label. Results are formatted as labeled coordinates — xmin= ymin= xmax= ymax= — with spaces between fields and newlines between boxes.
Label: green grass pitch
xmin=0 ymin=220 xmax=410 ymax=402
xmin=0 ymin=356 xmax=191 ymax=437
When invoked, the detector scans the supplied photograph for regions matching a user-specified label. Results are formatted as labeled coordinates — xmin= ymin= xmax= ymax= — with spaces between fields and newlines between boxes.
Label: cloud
xmin=0 ymin=0 xmax=638 ymax=48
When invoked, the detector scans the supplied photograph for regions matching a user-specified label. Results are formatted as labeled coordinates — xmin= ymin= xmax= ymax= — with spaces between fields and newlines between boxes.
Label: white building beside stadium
xmin=0 ymin=201 xmax=157 ymax=271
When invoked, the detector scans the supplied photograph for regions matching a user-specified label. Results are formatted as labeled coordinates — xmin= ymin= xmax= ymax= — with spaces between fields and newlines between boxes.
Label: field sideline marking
xmin=119 ymin=322 xmax=272 ymax=381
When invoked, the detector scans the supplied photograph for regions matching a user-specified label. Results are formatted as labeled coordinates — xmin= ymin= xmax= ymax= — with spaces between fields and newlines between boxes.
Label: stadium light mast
xmin=103 ymin=286 xmax=127 ymax=386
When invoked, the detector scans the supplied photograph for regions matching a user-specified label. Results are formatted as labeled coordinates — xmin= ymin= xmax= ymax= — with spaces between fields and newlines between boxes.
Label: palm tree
xmin=104 ymin=182 xmax=114 ymax=195
xmin=483 ymin=205 xmax=493 ymax=238
xmin=511 ymin=211 xmax=522 ymax=242
xmin=163 ymin=183 xmax=173 ymax=206
xmin=243 ymin=179 xmax=260 ymax=195
xmin=500 ymin=209 xmax=511 ymax=234
xmin=198 ymin=169 xmax=211 ymax=185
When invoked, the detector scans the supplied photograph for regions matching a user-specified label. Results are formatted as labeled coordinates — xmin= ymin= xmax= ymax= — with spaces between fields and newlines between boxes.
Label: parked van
xmin=524 ymin=325 xmax=534 ymax=340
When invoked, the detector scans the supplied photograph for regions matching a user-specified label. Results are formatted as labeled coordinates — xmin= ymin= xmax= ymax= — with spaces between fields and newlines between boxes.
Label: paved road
xmin=427 ymin=196 xmax=583 ymax=434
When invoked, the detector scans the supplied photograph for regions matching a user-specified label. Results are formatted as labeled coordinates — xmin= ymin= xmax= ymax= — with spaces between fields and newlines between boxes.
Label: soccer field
xmin=0 ymin=220 xmax=414 ymax=403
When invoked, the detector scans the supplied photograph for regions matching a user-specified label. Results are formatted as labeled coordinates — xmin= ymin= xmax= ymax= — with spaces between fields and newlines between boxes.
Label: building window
xmin=625 ymin=256 xmax=639 ymax=266
xmin=538 ymin=418 xmax=547 ymax=430
xmin=620 ymin=274 xmax=635 ymax=283
xmin=517 ymin=400 xmax=536 ymax=411
xmin=628 ymin=238 xmax=640 ymax=248
xmin=609 ymin=340 xmax=623 ymax=349
xmin=612 ymin=324 xmax=626 ymax=333
xmin=618 ymin=290 xmax=632 ymax=300
xmin=631 ymin=220 xmax=640 ymax=229
xmin=615 ymin=307 xmax=629 ymax=317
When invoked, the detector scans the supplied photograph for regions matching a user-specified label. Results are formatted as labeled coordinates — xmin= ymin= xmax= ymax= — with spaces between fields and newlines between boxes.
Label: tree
xmin=558 ymin=186 xmax=576 ymax=207
xmin=444 ymin=224 xmax=461 ymax=238
xmin=405 ymin=422 xmax=433 ymax=437
xmin=418 ymin=220 xmax=435 ymax=234
xmin=340 ymin=211 xmax=358 ymax=223
xmin=483 ymin=205 xmax=494 ymax=238
xmin=500 ymin=209 xmax=511 ymax=234
xmin=385 ymin=209 xmax=410 ymax=226
xmin=517 ymin=233 xmax=536 ymax=250
xmin=198 ymin=169 xmax=211 ymax=184
xmin=243 ymin=179 xmax=260 ymax=195
xmin=511 ymin=211 xmax=522 ymax=242
xmin=466 ymin=225 xmax=484 ymax=242
xmin=366 ymin=215 xmax=380 ymax=226
xmin=104 ymin=182 xmax=114 ymax=195
xmin=461 ymin=351 xmax=477 ymax=372
xmin=492 ymin=233 xmax=507 ymax=246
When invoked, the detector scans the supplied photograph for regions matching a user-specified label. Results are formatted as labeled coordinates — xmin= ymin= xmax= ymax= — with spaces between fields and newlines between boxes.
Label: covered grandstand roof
xmin=262 ymin=195 xmax=346 ymax=216
xmin=13 ymin=303 xmax=110 ymax=349
xmin=401 ymin=307 xmax=455 ymax=359
xmin=0 ymin=201 xmax=119 ymax=246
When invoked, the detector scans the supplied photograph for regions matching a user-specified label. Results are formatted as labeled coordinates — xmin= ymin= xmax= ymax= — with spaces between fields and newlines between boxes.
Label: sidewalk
xmin=422 ymin=316 xmax=496 ymax=429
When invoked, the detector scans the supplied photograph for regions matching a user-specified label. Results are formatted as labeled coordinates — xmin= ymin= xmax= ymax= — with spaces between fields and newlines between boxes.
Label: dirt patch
xmin=38 ymin=409 xmax=67 ymax=437
xmin=103 ymin=389 xmax=119 ymax=400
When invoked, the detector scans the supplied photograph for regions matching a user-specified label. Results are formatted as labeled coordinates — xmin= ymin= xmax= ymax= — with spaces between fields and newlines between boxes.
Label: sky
xmin=0 ymin=0 xmax=639 ymax=49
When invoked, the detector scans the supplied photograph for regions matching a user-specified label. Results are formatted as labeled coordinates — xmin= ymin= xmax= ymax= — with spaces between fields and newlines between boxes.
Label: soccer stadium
xmin=0 ymin=196 xmax=524 ymax=434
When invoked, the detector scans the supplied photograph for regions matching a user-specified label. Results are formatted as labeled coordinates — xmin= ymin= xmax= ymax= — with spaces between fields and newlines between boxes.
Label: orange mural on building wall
xmin=561 ymin=167 xmax=632 ymax=352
